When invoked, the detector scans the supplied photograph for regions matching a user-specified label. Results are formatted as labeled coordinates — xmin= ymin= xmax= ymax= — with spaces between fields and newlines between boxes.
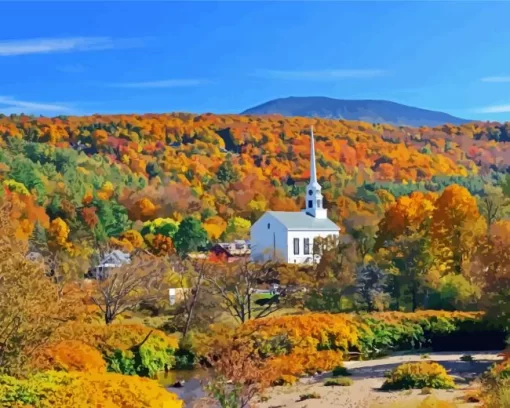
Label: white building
xmin=250 ymin=127 xmax=340 ymax=264
xmin=87 ymin=249 xmax=131 ymax=279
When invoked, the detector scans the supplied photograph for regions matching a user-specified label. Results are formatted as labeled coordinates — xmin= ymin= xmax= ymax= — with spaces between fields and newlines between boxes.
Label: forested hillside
xmin=0 ymin=112 xmax=510 ymax=257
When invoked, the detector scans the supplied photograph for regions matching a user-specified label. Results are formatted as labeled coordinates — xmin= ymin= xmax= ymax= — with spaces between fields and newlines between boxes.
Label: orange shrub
xmin=32 ymin=340 xmax=106 ymax=373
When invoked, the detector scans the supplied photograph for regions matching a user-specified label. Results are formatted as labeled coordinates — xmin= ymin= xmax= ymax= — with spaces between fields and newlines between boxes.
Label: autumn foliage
xmin=0 ymin=371 xmax=182 ymax=408
xmin=32 ymin=340 xmax=107 ymax=373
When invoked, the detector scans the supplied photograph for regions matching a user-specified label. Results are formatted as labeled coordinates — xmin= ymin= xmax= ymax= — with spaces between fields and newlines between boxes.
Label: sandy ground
xmin=257 ymin=351 xmax=503 ymax=408
xmin=169 ymin=351 xmax=502 ymax=407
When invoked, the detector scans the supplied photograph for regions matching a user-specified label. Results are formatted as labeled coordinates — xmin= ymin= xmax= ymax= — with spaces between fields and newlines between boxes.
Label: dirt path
xmin=257 ymin=351 xmax=502 ymax=408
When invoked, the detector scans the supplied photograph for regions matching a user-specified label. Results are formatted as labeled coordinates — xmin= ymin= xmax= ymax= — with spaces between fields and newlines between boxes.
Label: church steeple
xmin=303 ymin=126 xmax=327 ymax=219
xmin=310 ymin=126 xmax=318 ymax=186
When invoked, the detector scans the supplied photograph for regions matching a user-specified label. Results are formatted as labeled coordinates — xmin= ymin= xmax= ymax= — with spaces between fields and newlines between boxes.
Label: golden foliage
xmin=381 ymin=361 xmax=456 ymax=390
xmin=0 ymin=204 xmax=79 ymax=376
xmin=0 ymin=371 xmax=183 ymax=408
xmin=32 ymin=340 xmax=106 ymax=373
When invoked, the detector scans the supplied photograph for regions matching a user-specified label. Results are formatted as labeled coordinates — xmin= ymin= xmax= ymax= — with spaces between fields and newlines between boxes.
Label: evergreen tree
xmin=173 ymin=217 xmax=209 ymax=257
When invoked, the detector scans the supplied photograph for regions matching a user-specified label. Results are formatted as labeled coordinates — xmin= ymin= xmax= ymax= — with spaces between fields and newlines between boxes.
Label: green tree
xmin=216 ymin=158 xmax=239 ymax=184
xmin=173 ymin=217 xmax=209 ymax=256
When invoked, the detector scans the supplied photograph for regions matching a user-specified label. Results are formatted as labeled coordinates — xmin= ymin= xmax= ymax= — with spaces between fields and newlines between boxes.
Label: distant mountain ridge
xmin=242 ymin=96 xmax=472 ymax=127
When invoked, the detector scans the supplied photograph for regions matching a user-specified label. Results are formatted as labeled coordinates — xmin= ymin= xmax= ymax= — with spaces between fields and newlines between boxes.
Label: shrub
xmin=460 ymin=354 xmax=474 ymax=362
xmin=0 ymin=371 xmax=183 ymax=408
xmin=197 ymin=311 xmax=507 ymax=381
xmin=272 ymin=375 xmax=297 ymax=386
xmin=298 ymin=392 xmax=320 ymax=401
xmin=75 ymin=324 xmax=179 ymax=377
xmin=32 ymin=340 xmax=107 ymax=373
xmin=480 ymin=351 xmax=510 ymax=408
xmin=325 ymin=377 xmax=353 ymax=386
xmin=381 ymin=361 xmax=455 ymax=390
xmin=332 ymin=365 xmax=351 ymax=377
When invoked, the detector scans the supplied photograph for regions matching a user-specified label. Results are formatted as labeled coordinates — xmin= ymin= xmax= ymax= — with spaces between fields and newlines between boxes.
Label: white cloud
xmin=252 ymin=69 xmax=386 ymax=80
xmin=108 ymin=79 xmax=206 ymax=89
xmin=481 ymin=76 xmax=510 ymax=83
xmin=473 ymin=104 xmax=510 ymax=114
xmin=0 ymin=37 xmax=144 ymax=56
xmin=0 ymin=96 xmax=73 ymax=115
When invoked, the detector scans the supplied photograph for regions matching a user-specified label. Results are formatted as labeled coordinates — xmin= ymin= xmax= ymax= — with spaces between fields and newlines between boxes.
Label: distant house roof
xmin=266 ymin=211 xmax=340 ymax=231
xmin=99 ymin=250 xmax=131 ymax=267
xmin=212 ymin=240 xmax=251 ymax=257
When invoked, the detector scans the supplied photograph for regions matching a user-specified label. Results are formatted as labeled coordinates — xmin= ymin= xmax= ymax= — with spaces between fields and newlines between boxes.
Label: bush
xmin=332 ymin=365 xmax=351 ymax=377
xmin=298 ymin=392 xmax=320 ymax=401
xmin=381 ymin=361 xmax=455 ymax=390
xmin=480 ymin=351 xmax=510 ymax=408
xmin=32 ymin=340 xmax=107 ymax=373
xmin=0 ymin=371 xmax=183 ymax=408
xmin=272 ymin=375 xmax=297 ymax=386
xmin=460 ymin=354 xmax=474 ymax=362
xmin=198 ymin=311 xmax=507 ymax=381
xmin=325 ymin=377 xmax=353 ymax=386
xmin=76 ymin=324 xmax=179 ymax=378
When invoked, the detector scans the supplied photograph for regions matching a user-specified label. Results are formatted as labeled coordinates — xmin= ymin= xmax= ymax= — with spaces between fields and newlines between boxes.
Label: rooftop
xmin=267 ymin=211 xmax=340 ymax=231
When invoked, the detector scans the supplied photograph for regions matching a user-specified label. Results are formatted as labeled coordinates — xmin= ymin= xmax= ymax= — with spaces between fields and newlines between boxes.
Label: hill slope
xmin=0 ymin=112 xmax=507 ymax=254
xmin=242 ymin=97 xmax=471 ymax=127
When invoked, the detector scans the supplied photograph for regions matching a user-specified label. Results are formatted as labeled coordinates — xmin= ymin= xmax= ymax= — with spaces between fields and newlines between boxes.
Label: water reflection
xmin=158 ymin=368 xmax=208 ymax=388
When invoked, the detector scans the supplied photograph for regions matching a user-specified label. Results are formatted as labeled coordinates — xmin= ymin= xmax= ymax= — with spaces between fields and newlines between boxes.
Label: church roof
xmin=267 ymin=211 xmax=340 ymax=231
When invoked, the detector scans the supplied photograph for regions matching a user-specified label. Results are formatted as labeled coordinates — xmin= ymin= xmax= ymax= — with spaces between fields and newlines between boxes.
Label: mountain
xmin=242 ymin=96 xmax=472 ymax=127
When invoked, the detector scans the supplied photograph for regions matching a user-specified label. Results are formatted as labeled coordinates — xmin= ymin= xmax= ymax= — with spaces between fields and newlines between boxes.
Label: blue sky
xmin=2 ymin=1 xmax=510 ymax=121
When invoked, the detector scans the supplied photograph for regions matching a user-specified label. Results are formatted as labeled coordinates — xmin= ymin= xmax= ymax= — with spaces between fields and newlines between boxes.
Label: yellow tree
xmin=431 ymin=185 xmax=486 ymax=275
xmin=0 ymin=202 xmax=78 ymax=376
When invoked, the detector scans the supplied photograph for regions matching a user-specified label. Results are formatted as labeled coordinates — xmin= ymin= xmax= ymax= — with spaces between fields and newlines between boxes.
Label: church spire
xmin=310 ymin=126 xmax=317 ymax=185
xmin=302 ymin=125 xmax=327 ymax=219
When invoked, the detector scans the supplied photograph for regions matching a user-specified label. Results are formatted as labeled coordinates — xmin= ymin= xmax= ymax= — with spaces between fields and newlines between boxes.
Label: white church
xmin=250 ymin=127 xmax=340 ymax=264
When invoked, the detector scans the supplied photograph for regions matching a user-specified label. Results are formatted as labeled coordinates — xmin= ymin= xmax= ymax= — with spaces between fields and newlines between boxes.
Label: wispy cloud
xmin=252 ymin=69 xmax=386 ymax=80
xmin=472 ymin=104 xmax=510 ymax=114
xmin=0 ymin=37 xmax=144 ymax=57
xmin=0 ymin=96 xmax=73 ymax=115
xmin=481 ymin=76 xmax=510 ymax=83
xmin=108 ymin=79 xmax=207 ymax=89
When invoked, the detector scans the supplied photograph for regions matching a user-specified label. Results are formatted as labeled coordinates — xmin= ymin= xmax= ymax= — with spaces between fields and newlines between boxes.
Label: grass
xmin=325 ymin=377 xmax=353 ymax=387
xmin=372 ymin=396 xmax=458 ymax=408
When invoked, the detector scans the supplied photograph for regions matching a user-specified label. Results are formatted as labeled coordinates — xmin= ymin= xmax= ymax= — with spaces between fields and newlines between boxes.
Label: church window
xmin=267 ymin=223 xmax=270 ymax=229
xmin=317 ymin=199 xmax=321 ymax=208
xmin=293 ymin=238 xmax=299 ymax=255
xmin=308 ymin=189 xmax=313 ymax=196
xmin=304 ymin=238 xmax=310 ymax=255
xmin=308 ymin=200 xmax=313 ymax=208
